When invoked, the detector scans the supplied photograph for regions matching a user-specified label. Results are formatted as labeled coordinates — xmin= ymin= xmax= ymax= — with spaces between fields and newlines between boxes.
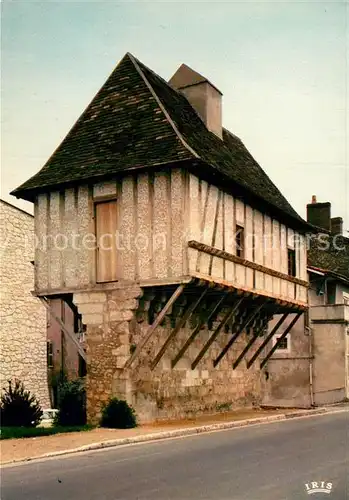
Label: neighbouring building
xmin=264 ymin=197 xmax=349 ymax=407
xmin=46 ymin=296 xmax=86 ymax=406
xmin=0 ymin=199 xmax=50 ymax=408
xmin=12 ymin=53 xmax=311 ymax=424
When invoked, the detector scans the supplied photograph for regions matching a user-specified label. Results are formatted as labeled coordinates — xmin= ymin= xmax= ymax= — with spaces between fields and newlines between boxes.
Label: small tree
xmin=100 ymin=398 xmax=137 ymax=429
xmin=54 ymin=378 xmax=86 ymax=426
xmin=0 ymin=379 xmax=43 ymax=427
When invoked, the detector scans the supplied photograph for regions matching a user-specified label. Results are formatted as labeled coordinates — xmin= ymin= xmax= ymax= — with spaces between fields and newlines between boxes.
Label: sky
xmin=1 ymin=0 xmax=348 ymax=233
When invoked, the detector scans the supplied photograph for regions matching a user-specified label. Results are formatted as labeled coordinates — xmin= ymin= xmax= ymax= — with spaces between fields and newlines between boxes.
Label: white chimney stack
xmin=169 ymin=64 xmax=223 ymax=140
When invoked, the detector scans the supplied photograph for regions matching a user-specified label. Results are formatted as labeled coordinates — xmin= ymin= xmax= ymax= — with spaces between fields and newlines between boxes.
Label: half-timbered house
xmin=12 ymin=53 xmax=310 ymax=423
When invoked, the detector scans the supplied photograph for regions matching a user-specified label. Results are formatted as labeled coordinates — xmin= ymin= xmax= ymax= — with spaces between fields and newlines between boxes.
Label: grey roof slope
xmin=12 ymin=53 xmax=307 ymax=229
xmin=308 ymin=233 xmax=349 ymax=282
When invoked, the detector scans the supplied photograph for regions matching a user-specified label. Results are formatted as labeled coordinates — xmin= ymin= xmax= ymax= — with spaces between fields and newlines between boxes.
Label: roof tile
xmin=12 ymin=52 xmax=307 ymax=229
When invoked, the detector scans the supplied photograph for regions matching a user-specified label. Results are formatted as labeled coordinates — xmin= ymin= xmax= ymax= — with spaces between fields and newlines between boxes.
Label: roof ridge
xmin=127 ymin=53 xmax=199 ymax=160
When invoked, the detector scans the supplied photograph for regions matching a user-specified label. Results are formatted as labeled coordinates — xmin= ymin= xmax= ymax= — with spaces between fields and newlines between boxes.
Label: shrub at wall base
xmin=54 ymin=378 xmax=86 ymax=426
xmin=100 ymin=398 xmax=137 ymax=429
xmin=0 ymin=379 xmax=43 ymax=427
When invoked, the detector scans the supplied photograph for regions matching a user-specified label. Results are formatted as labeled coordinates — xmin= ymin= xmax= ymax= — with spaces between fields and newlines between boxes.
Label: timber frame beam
xmin=171 ymin=292 xmax=229 ymax=368
xmin=124 ymin=283 xmax=186 ymax=370
xmin=232 ymin=314 xmax=273 ymax=370
xmin=213 ymin=300 xmax=266 ymax=368
xmin=246 ymin=312 xmax=290 ymax=369
xmin=191 ymin=296 xmax=244 ymax=370
xmin=260 ymin=312 xmax=303 ymax=369
xmin=151 ymin=288 xmax=208 ymax=370
xmin=188 ymin=240 xmax=309 ymax=288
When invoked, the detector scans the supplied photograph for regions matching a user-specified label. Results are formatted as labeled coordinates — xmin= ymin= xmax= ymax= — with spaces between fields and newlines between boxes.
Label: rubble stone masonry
xmin=74 ymin=286 xmax=262 ymax=425
xmin=0 ymin=200 xmax=50 ymax=407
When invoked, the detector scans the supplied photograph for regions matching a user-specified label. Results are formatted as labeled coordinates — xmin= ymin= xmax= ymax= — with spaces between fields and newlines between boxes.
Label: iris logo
xmin=305 ymin=481 xmax=333 ymax=495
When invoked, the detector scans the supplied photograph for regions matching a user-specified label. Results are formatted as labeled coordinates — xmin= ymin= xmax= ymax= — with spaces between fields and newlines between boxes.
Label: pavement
xmin=0 ymin=406 xmax=336 ymax=465
xmin=1 ymin=410 xmax=348 ymax=500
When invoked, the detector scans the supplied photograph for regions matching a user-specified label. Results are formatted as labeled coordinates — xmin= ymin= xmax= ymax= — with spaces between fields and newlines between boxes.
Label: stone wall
xmin=262 ymin=279 xmax=349 ymax=408
xmin=311 ymin=304 xmax=348 ymax=405
xmin=262 ymin=313 xmax=312 ymax=408
xmin=312 ymin=322 xmax=346 ymax=405
xmin=0 ymin=200 xmax=50 ymax=407
xmin=74 ymin=285 xmax=263 ymax=425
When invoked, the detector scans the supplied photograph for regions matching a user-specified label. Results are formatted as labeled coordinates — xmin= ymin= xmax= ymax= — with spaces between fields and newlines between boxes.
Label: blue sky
xmin=1 ymin=0 xmax=348 ymax=232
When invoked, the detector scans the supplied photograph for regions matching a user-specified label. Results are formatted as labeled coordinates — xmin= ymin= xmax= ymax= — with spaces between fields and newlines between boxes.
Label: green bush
xmin=48 ymin=370 xmax=68 ymax=408
xmin=54 ymin=379 xmax=86 ymax=426
xmin=100 ymin=398 xmax=137 ymax=429
xmin=0 ymin=379 xmax=43 ymax=427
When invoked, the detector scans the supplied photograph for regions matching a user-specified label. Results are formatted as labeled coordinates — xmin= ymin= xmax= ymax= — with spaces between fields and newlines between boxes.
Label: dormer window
xmin=235 ymin=225 xmax=245 ymax=258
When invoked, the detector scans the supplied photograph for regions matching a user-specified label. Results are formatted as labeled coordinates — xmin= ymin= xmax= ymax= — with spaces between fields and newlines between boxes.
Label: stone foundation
xmin=74 ymin=286 xmax=263 ymax=425
xmin=74 ymin=285 xmax=142 ymax=423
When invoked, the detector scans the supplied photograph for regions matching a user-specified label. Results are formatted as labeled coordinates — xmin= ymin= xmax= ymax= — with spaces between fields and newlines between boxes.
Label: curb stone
xmin=2 ymin=406 xmax=347 ymax=466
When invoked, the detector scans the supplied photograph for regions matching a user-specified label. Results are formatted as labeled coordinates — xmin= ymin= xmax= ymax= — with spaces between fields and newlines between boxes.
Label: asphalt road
xmin=1 ymin=411 xmax=348 ymax=500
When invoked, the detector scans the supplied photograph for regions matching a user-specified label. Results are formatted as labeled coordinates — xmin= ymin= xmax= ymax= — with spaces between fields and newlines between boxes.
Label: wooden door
xmin=95 ymin=200 xmax=118 ymax=282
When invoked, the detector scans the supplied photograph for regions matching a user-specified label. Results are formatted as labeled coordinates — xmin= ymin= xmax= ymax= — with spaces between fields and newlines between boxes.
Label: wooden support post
xmin=124 ymin=284 xmax=185 ymax=370
xmin=171 ymin=293 xmax=228 ymax=369
xmin=191 ymin=297 xmax=244 ymax=370
xmin=213 ymin=301 xmax=265 ymax=368
xmin=246 ymin=312 xmax=289 ymax=369
xmin=260 ymin=312 xmax=303 ymax=369
xmin=232 ymin=316 xmax=271 ymax=370
xmin=151 ymin=288 xmax=208 ymax=370
xmin=39 ymin=296 xmax=86 ymax=362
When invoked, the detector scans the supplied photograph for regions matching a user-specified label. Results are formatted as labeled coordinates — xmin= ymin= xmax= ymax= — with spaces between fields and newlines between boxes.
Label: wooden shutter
xmin=95 ymin=200 xmax=118 ymax=283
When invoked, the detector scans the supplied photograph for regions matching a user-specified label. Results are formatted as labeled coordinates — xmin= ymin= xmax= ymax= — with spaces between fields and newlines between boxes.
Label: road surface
xmin=1 ymin=411 xmax=348 ymax=500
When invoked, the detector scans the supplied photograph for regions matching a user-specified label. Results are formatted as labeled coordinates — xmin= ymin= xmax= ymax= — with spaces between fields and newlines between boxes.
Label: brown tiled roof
xmin=12 ymin=53 xmax=307 ymax=229
xmin=308 ymin=233 xmax=349 ymax=281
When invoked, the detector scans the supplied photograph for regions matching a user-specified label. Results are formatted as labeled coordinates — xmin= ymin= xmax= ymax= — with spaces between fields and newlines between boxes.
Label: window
xmin=326 ymin=282 xmax=336 ymax=304
xmin=47 ymin=341 xmax=54 ymax=369
xmin=95 ymin=199 xmax=118 ymax=283
xmin=287 ymin=248 xmax=296 ymax=277
xmin=344 ymin=293 xmax=349 ymax=306
xmin=273 ymin=334 xmax=291 ymax=352
xmin=235 ymin=225 xmax=245 ymax=258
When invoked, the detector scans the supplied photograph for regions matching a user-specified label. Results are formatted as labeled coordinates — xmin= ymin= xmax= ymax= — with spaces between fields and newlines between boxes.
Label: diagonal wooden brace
xmin=246 ymin=312 xmax=289 ymax=369
xmin=39 ymin=296 xmax=86 ymax=362
xmin=151 ymin=288 xmax=208 ymax=370
xmin=232 ymin=315 xmax=272 ymax=370
xmin=171 ymin=292 xmax=228 ymax=369
xmin=260 ymin=312 xmax=303 ymax=369
xmin=191 ymin=297 xmax=244 ymax=370
xmin=124 ymin=284 xmax=185 ymax=370
xmin=213 ymin=301 xmax=265 ymax=368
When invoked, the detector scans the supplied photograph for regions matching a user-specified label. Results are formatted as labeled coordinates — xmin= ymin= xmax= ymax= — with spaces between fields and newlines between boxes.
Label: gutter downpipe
xmin=306 ymin=319 xmax=315 ymax=407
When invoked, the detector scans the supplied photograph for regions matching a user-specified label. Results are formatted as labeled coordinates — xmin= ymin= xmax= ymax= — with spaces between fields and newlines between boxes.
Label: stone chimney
xmin=169 ymin=63 xmax=223 ymax=139
xmin=306 ymin=195 xmax=331 ymax=231
xmin=331 ymin=217 xmax=343 ymax=235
